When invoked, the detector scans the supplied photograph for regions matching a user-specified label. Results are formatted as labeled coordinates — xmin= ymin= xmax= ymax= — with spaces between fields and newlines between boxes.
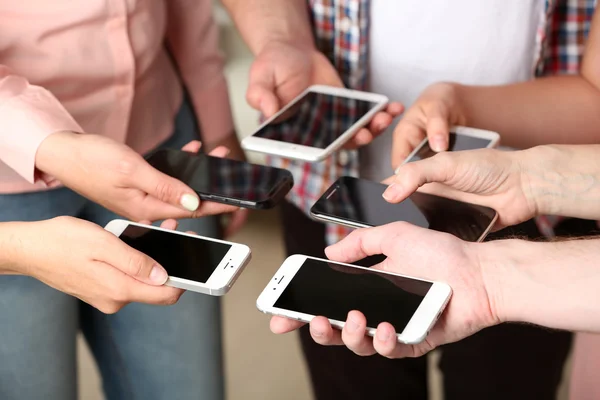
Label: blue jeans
xmin=0 ymin=99 xmax=224 ymax=400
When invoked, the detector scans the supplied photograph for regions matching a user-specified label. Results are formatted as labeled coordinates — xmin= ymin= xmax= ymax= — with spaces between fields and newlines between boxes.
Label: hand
xmin=391 ymin=82 xmax=466 ymax=168
xmin=247 ymin=41 xmax=403 ymax=149
xmin=10 ymin=217 xmax=185 ymax=314
xmin=270 ymin=222 xmax=501 ymax=358
xmin=222 ymin=208 xmax=249 ymax=238
xmin=35 ymin=132 xmax=238 ymax=222
xmin=382 ymin=148 xmax=537 ymax=229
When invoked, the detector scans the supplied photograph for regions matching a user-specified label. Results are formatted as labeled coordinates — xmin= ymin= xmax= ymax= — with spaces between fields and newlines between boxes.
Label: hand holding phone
xmin=269 ymin=222 xmax=498 ymax=359
xmin=242 ymin=85 xmax=390 ymax=162
xmin=105 ymin=220 xmax=251 ymax=295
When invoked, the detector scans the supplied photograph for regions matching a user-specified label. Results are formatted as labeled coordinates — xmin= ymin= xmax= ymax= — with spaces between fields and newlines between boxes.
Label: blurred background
xmin=77 ymin=3 xmax=572 ymax=399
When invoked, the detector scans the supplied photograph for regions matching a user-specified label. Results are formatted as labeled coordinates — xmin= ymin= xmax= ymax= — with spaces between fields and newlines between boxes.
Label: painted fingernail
xmin=431 ymin=137 xmax=446 ymax=152
xmin=376 ymin=328 xmax=392 ymax=342
xmin=150 ymin=265 xmax=168 ymax=284
xmin=180 ymin=193 xmax=200 ymax=211
xmin=382 ymin=184 xmax=401 ymax=201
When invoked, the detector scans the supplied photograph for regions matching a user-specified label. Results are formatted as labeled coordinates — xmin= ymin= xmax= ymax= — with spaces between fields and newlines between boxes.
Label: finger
xmin=309 ymin=316 xmax=344 ymax=346
xmin=208 ymin=146 xmax=230 ymax=158
xmin=134 ymin=160 xmax=201 ymax=213
xmin=426 ymin=110 xmax=450 ymax=152
xmin=181 ymin=140 xmax=202 ymax=154
xmin=116 ymin=271 xmax=185 ymax=305
xmin=345 ymin=128 xmax=373 ymax=149
xmin=270 ymin=316 xmax=306 ymax=334
xmin=373 ymin=322 xmax=404 ymax=358
xmin=224 ymin=209 xmax=249 ymax=238
xmin=247 ymin=64 xmax=280 ymax=117
xmin=341 ymin=311 xmax=376 ymax=356
xmin=100 ymin=235 xmax=169 ymax=286
xmin=391 ymin=119 xmax=427 ymax=169
xmin=386 ymin=102 xmax=405 ymax=117
xmin=159 ymin=219 xmax=178 ymax=231
xmin=325 ymin=222 xmax=418 ymax=263
xmin=383 ymin=155 xmax=453 ymax=203
xmin=137 ymin=195 xmax=238 ymax=221
xmin=367 ymin=112 xmax=393 ymax=134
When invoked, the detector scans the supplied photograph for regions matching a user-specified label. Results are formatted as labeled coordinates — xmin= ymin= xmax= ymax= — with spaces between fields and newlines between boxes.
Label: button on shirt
xmin=0 ymin=0 xmax=234 ymax=193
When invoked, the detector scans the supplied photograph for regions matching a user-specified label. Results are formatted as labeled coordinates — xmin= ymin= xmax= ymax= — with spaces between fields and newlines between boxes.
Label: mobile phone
xmin=242 ymin=85 xmax=388 ymax=162
xmin=104 ymin=220 xmax=252 ymax=295
xmin=310 ymin=176 xmax=498 ymax=242
xmin=400 ymin=126 xmax=500 ymax=169
xmin=147 ymin=149 xmax=293 ymax=209
xmin=257 ymin=255 xmax=452 ymax=344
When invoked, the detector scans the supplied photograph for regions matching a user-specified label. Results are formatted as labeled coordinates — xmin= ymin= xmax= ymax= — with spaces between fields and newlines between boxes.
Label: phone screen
xmin=311 ymin=177 xmax=497 ymax=242
xmin=274 ymin=258 xmax=432 ymax=333
xmin=408 ymin=133 xmax=492 ymax=162
xmin=252 ymin=91 xmax=379 ymax=149
xmin=147 ymin=150 xmax=292 ymax=206
xmin=119 ymin=225 xmax=231 ymax=283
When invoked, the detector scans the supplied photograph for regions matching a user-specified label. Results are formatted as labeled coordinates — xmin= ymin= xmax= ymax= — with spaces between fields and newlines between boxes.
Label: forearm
xmin=220 ymin=0 xmax=314 ymax=54
xmin=453 ymin=76 xmax=600 ymax=148
xmin=480 ymin=238 xmax=600 ymax=333
xmin=517 ymin=145 xmax=600 ymax=219
xmin=0 ymin=222 xmax=28 ymax=275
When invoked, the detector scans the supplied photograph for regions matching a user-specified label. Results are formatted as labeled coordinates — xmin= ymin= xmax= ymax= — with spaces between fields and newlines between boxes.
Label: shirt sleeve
xmin=165 ymin=0 xmax=235 ymax=144
xmin=0 ymin=66 xmax=82 ymax=184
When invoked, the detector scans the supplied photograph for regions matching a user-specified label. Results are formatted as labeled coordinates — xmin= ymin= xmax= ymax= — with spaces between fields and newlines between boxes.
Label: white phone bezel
xmin=256 ymin=255 xmax=452 ymax=344
xmin=242 ymin=85 xmax=389 ymax=162
xmin=401 ymin=126 xmax=500 ymax=168
xmin=104 ymin=219 xmax=252 ymax=296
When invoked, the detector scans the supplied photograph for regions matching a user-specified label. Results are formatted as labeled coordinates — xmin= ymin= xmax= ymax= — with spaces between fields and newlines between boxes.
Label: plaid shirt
xmin=268 ymin=0 xmax=597 ymax=245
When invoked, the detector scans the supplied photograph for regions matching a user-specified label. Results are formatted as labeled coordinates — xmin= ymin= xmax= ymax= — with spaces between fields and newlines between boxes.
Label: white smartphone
xmin=105 ymin=220 xmax=251 ymax=296
xmin=242 ymin=85 xmax=389 ymax=162
xmin=257 ymin=255 xmax=452 ymax=344
xmin=399 ymin=126 xmax=500 ymax=170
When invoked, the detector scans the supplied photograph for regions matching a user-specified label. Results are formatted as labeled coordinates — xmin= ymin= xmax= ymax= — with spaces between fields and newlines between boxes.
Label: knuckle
xmin=126 ymin=254 xmax=147 ymax=278
xmin=154 ymin=181 xmax=175 ymax=202
xmin=116 ymin=154 xmax=139 ymax=177
xmin=98 ymin=301 xmax=123 ymax=314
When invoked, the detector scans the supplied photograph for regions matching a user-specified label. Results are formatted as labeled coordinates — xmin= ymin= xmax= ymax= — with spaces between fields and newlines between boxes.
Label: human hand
xmin=35 ymin=132 xmax=238 ymax=222
xmin=270 ymin=222 xmax=501 ymax=358
xmin=391 ymin=82 xmax=466 ymax=169
xmin=247 ymin=41 xmax=403 ymax=149
xmin=383 ymin=148 xmax=537 ymax=229
xmin=9 ymin=217 xmax=185 ymax=314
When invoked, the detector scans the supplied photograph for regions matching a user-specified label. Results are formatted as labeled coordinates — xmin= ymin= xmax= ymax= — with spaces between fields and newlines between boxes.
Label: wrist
xmin=35 ymin=130 xmax=80 ymax=178
xmin=0 ymin=222 xmax=30 ymax=275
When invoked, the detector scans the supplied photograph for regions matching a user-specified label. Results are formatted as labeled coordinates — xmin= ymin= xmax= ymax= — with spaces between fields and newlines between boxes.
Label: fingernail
xmin=150 ymin=265 xmax=168 ymax=284
xmin=346 ymin=316 xmax=360 ymax=333
xmin=180 ymin=193 xmax=200 ymax=211
xmin=382 ymin=184 xmax=401 ymax=202
xmin=431 ymin=137 xmax=446 ymax=152
xmin=376 ymin=328 xmax=392 ymax=342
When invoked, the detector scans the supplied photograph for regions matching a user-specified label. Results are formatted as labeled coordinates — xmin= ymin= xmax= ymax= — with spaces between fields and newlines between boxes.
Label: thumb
xmin=247 ymin=63 xmax=280 ymax=117
xmin=425 ymin=106 xmax=451 ymax=153
xmin=104 ymin=234 xmax=168 ymax=285
xmin=136 ymin=161 xmax=200 ymax=212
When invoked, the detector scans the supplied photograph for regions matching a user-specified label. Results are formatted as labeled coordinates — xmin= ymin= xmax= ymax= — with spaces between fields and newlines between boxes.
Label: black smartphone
xmin=147 ymin=149 xmax=294 ymax=209
xmin=310 ymin=176 xmax=498 ymax=242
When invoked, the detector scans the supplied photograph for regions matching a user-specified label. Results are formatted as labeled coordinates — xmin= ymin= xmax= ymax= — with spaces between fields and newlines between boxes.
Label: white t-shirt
xmin=361 ymin=0 xmax=545 ymax=181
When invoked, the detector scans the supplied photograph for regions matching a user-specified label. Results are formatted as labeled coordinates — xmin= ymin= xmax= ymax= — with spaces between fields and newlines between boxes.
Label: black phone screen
xmin=147 ymin=149 xmax=292 ymax=207
xmin=274 ymin=258 xmax=432 ymax=333
xmin=311 ymin=177 xmax=497 ymax=242
xmin=408 ymin=133 xmax=492 ymax=162
xmin=252 ymin=91 xmax=379 ymax=149
xmin=119 ymin=225 xmax=231 ymax=283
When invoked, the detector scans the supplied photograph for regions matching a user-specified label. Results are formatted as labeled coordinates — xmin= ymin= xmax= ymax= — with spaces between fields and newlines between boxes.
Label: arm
xmin=220 ymin=0 xmax=315 ymax=55
xmin=0 ymin=222 xmax=24 ymax=275
xmin=0 ymin=66 xmax=82 ymax=184
xmin=165 ymin=0 xmax=242 ymax=158
xmin=446 ymin=10 xmax=600 ymax=148
xmin=482 ymin=236 xmax=600 ymax=333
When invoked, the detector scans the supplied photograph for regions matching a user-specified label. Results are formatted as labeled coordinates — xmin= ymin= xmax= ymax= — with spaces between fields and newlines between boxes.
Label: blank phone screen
xmin=274 ymin=258 xmax=432 ymax=332
xmin=252 ymin=91 xmax=379 ymax=149
xmin=409 ymin=133 xmax=492 ymax=162
xmin=311 ymin=177 xmax=497 ymax=242
xmin=119 ymin=226 xmax=231 ymax=283
xmin=147 ymin=149 xmax=292 ymax=204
